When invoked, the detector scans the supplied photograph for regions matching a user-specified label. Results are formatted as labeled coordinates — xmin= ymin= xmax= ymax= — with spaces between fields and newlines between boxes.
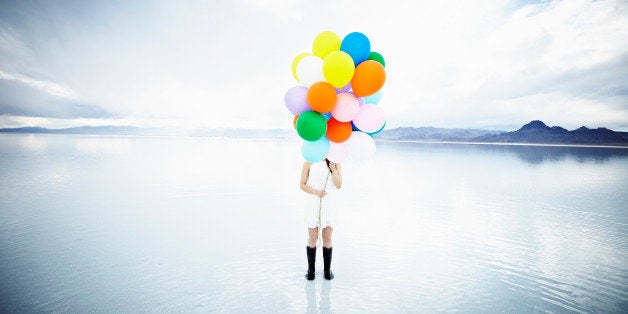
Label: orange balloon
xmin=351 ymin=60 xmax=386 ymax=97
xmin=326 ymin=117 xmax=352 ymax=143
xmin=292 ymin=114 xmax=299 ymax=129
xmin=306 ymin=82 xmax=337 ymax=113
xmin=293 ymin=115 xmax=299 ymax=128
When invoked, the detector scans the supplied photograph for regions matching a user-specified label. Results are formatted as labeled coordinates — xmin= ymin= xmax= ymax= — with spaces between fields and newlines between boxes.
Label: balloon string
xmin=318 ymin=171 xmax=330 ymax=248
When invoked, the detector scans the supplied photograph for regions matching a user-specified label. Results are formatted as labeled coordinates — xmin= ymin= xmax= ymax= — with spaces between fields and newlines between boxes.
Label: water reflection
xmin=1 ymin=134 xmax=626 ymax=312
xmin=304 ymin=281 xmax=332 ymax=313
xmin=377 ymin=141 xmax=628 ymax=164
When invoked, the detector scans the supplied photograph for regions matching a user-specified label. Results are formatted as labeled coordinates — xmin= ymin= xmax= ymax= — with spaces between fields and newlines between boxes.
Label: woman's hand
xmin=316 ymin=189 xmax=327 ymax=198
xmin=329 ymin=162 xmax=339 ymax=174
xmin=329 ymin=162 xmax=342 ymax=189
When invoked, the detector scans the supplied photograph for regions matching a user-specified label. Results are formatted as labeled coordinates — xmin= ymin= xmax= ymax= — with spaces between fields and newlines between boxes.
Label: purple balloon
xmin=335 ymin=82 xmax=352 ymax=94
xmin=284 ymin=86 xmax=311 ymax=115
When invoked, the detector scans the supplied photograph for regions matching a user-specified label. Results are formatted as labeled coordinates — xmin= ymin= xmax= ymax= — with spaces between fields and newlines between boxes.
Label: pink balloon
xmin=331 ymin=93 xmax=359 ymax=122
xmin=352 ymin=104 xmax=385 ymax=133
xmin=326 ymin=141 xmax=348 ymax=162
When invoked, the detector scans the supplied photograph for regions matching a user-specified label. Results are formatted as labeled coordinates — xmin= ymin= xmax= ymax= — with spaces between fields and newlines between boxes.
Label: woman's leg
xmin=305 ymin=227 xmax=318 ymax=280
xmin=307 ymin=227 xmax=319 ymax=248
xmin=322 ymin=227 xmax=333 ymax=248
xmin=322 ymin=227 xmax=334 ymax=280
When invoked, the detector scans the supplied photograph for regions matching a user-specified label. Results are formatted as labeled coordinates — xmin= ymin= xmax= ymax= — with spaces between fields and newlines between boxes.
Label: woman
xmin=300 ymin=158 xmax=342 ymax=280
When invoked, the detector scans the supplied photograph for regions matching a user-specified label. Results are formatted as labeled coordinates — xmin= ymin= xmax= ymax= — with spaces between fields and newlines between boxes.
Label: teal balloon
xmin=301 ymin=137 xmax=330 ymax=162
xmin=367 ymin=121 xmax=386 ymax=136
xmin=364 ymin=90 xmax=383 ymax=104
xmin=296 ymin=110 xmax=327 ymax=141
xmin=323 ymin=112 xmax=332 ymax=120
xmin=340 ymin=32 xmax=370 ymax=66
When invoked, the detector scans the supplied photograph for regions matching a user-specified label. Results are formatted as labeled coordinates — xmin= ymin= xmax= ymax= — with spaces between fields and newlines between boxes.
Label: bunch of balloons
xmin=284 ymin=31 xmax=386 ymax=163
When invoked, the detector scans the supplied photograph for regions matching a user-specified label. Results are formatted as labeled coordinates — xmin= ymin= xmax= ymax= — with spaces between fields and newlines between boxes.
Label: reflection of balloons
xmin=367 ymin=121 xmax=386 ymax=136
xmin=306 ymin=82 xmax=337 ymax=113
xmin=331 ymin=93 xmax=359 ymax=122
xmin=296 ymin=111 xmax=327 ymax=141
xmin=323 ymin=51 xmax=355 ymax=88
xmin=353 ymin=104 xmax=385 ymax=133
xmin=293 ymin=115 xmax=299 ymax=129
xmin=302 ymin=137 xmax=330 ymax=162
xmin=292 ymin=53 xmax=310 ymax=81
xmin=364 ymin=90 xmax=382 ymax=104
xmin=352 ymin=60 xmax=386 ymax=97
xmin=296 ymin=56 xmax=325 ymax=87
xmin=326 ymin=141 xmax=348 ymax=162
xmin=326 ymin=118 xmax=352 ymax=143
xmin=346 ymin=131 xmax=376 ymax=161
xmin=340 ymin=32 xmax=371 ymax=66
xmin=284 ymin=86 xmax=311 ymax=115
xmin=312 ymin=31 xmax=341 ymax=59
xmin=367 ymin=51 xmax=385 ymax=67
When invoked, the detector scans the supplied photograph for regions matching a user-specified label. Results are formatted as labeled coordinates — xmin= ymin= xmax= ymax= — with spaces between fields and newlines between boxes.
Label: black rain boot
xmin=323 ymin=247 xmax=334 ymax=280
xmin=305 ymin=246 xmax=316 ymax=280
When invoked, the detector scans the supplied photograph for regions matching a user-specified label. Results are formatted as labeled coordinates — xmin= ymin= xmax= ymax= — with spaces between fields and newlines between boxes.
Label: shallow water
xmin=0 ymin=134 xmax=627 ymax=312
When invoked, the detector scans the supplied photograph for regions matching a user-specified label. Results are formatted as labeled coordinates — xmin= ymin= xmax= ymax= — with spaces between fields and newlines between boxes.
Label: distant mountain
xmin=0 ymin=126 xmax=142 ymax=135
xmin=473 ymin=120 xmax=628 ymax=146
xmin=375 ymin=126 xmax=503 ymax=141
xmin=0 ymin=126 xmax=298 ymax=138
xmin=2 ymin=121 xmax=627 ymax=146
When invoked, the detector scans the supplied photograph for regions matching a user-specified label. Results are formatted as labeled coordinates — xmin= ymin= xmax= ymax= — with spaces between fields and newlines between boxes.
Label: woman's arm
xmin=300 ymin=161 xmax=326 ymax=197
xmin=330 ymin=163 xmax=342 ymax=189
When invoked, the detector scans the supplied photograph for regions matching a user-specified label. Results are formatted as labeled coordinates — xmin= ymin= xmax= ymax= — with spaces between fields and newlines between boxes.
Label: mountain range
xmin=1 ymin=120 xmax=627 ymax=146
xmin=472 ymin=121 xmax=628 ymax=146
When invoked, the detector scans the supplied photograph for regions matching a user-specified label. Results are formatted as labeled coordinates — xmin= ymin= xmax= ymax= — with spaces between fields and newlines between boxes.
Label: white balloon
xmin=326 ymin=141 xmax=348 ymax=162
xmin=296 ymin=56 xmax=324 ymax=87
xmin=346 ymin=131 xmax=376 ymax=161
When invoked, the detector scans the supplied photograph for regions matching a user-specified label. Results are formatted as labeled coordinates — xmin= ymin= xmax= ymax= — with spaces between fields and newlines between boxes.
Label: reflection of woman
xmin=300 ymin=158 xmax=342 ymax=280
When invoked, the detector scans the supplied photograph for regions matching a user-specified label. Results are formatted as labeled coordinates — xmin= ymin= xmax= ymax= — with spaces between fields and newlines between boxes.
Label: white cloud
xmin=0 ymin=70 xmax=81 ymax=99
xmin=0 ymin=0 xmax=626 ymax=130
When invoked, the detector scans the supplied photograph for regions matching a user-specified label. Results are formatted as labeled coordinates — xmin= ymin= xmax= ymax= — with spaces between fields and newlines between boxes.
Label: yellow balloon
xmin=323 ymin=51 xmax=355 ymax=88
xmin=291 ymin=53 xmax=310 ymax=82
xmin=312 ymin=31 xmax=341 ymax=59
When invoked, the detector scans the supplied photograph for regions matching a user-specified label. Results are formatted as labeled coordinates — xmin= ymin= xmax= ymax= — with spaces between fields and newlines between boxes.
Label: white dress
xmin=303 ymin=161 xmax=338 ymax=228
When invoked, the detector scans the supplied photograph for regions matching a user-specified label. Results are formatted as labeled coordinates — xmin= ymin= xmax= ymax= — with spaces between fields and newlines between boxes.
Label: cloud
xmin=0 ymin=0 xmax=626 ymax=130
xmin=0 ymin=74 xmax=110 ymax=118
xmin=0 ymin=70 xmax=81 ymax=99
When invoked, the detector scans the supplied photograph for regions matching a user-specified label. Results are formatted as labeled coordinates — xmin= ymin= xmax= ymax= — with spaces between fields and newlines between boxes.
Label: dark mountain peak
xmin=573 ymin=126 xmax=591 ymax=133
xmin=549 ymin=126 xmax=568 ymax=133
xmin=519 ymin=120 xmax=550 ymax=131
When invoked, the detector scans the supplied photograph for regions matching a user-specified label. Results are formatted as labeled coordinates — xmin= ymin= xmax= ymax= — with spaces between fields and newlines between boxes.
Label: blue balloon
xmin=301 ymin=137 xmax=330 ymax=162
xmin=367 ymin=121 xmax=386 ymax=136
xmin=351 ymin=121 xmax=361 ymax=131
xmin=364 ymin=90 xmax=383 ymax=104
xmin=323 ymin=112 xmax=332 ymax=121
xmin=340 ymin=32 xmax=371 ymax=66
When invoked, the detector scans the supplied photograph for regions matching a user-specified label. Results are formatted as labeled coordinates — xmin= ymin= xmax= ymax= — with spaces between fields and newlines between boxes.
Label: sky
xmin=0 ymin=0 xmax=627 ymax=131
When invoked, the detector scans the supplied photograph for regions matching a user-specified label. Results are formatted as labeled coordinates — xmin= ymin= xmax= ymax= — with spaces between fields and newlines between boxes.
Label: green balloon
xmin=368 ymin=51 xmax=385 ymax=67
xmin=296 ymin=110 xmax=327 ymax=141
